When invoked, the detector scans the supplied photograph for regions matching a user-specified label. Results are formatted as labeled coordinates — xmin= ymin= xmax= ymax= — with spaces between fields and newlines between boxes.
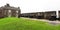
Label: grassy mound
xmin=0 ymin=17 xmax=60 ymax=30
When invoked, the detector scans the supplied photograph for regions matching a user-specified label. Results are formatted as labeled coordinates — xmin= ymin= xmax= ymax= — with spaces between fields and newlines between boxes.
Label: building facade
xmin=21 ymin=11 xmax=56 ymax=19
xmin=0 ymin=4 xmax=21 ymax=18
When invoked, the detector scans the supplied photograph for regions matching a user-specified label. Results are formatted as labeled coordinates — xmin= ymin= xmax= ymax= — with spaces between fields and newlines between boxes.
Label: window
xmin=9 ymin=10 xmax=11 ymax=12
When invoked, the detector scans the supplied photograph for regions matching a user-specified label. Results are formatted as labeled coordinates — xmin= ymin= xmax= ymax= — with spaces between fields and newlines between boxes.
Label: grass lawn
xmin=0 ymin=17 xmax=60 ymax=30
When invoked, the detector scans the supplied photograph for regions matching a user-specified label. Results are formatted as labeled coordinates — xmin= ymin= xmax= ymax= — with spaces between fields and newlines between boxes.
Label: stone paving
xmin=21 ymin=17 xmax=60 ymax=25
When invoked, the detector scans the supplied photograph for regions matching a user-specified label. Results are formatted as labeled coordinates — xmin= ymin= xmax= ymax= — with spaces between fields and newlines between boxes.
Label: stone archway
xmin=8 ymin=10 xmax=11 ymax=17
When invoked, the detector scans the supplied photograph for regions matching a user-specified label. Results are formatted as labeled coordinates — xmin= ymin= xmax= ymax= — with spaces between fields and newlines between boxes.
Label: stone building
xmin=0 ymin=4 xmax=21 ymax=18
xmin=21 ymin=11 xmax=56 ymax=19
xmin=44 ymin=11 xmax=56 ymax=19
xmin=59 ymin=11 xmax=60 ymax=18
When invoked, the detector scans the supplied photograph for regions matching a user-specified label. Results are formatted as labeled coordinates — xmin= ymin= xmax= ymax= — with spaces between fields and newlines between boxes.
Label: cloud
xmin=0 ymin=0 xmax=60 ymax=13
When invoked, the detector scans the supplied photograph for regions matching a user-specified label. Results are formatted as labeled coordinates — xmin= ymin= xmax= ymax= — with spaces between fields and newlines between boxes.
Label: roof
xmin=0 ymin=4 xmax=20 ymax=10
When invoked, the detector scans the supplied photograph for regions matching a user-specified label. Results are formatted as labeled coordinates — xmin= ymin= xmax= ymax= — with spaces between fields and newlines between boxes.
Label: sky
xmin=0 ymin=0 xmax=60 ymax=13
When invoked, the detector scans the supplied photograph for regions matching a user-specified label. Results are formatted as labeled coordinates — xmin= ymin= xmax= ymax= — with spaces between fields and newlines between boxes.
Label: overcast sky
xmin=0 ymin=0 xmax=60 ymax=13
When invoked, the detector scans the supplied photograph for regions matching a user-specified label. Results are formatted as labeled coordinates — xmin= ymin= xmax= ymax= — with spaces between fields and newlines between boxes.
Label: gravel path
xmin=21 ymin=17 xmax=60 ymax=25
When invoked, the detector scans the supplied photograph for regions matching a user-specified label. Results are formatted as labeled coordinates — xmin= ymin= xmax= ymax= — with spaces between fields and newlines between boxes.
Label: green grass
xmin=0 ymin=17 xmax=60 ymax=30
